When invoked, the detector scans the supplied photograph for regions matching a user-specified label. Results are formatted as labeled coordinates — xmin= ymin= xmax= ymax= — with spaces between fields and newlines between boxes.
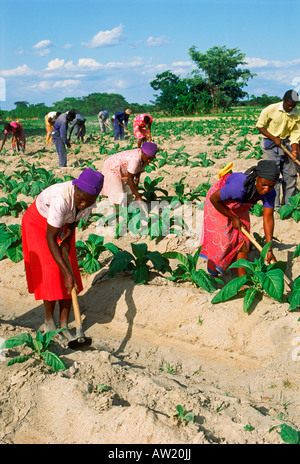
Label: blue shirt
xmin=220 ymin=172 xmax=276 ymax=208
xmin=114 ymin=111 xmax=129 ymax=126
xmin=52 ymin=113 xmax=69 ymax=144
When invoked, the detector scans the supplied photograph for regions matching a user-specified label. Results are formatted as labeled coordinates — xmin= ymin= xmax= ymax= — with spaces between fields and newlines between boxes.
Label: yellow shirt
xmin=256 ymin=101 xmax=300 ymax=145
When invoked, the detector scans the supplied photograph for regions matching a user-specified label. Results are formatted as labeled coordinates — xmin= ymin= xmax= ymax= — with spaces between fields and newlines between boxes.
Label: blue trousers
xmin=114 ymin=122 xmax=124 ymax=140
xmin=261 ymin=138 xmax=297 ymax=209
xmin=52 ymin=135 xmax=67 ymax=167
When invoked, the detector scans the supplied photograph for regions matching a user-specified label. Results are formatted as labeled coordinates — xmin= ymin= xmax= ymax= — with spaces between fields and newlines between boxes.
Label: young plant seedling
xmin=174 ymin=405 xmax=195 ymax=426
xmin=0 ymin=330 xmax=67 ymax=371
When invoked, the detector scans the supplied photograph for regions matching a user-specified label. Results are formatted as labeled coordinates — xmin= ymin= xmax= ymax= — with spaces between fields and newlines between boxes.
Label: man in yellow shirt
xmin=256 ymin=89 xmax=300 ymax=210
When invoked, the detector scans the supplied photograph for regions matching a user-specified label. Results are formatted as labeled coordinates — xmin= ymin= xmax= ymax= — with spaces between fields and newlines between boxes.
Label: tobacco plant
xmin=0 ymin=329 xmax=67 ymax=372
xmin=163 ymin=247 xmax=223 ymax=292
xmin=108 ymin=242 xmax=171 ymax=284
xmin=211 ymin=242 xmax=286 ymax=312
xmin=278 ymin=192 xmax=300 ymax=223
xmin=0 ymin=193 xmax=28 ymax=218
xmin=76 ymin=234 xmax=119 ymax=274
xmin=0 ymin=223 xmax=23 ymax=262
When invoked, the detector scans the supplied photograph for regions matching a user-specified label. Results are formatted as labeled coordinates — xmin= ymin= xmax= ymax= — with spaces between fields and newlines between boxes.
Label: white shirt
xmin=36 ymin=181 xmax=95 ymax=228
xmin=45 ymin=111 xmax=57 ymax=121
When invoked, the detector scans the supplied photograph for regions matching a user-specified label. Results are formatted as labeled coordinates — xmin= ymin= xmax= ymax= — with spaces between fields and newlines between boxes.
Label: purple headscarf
xmin=72 ymin=168 xmax=104 ymax=196
xmin=141 ymin=142 xmax=158 ymax=158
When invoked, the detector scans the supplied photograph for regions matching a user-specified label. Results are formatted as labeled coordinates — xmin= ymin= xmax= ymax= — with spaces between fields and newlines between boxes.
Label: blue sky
xmin=1 ymin=0 xmax=300 ymax=110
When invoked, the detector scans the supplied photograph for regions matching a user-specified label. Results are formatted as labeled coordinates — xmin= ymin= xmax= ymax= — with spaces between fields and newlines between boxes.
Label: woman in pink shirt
xmin=101 ymin=142 xmax=158 ymax=205
xmin=133 ymin=114 xmax=153 ymax=148
xmin=0 ymin=122 xmax=26 ymax=153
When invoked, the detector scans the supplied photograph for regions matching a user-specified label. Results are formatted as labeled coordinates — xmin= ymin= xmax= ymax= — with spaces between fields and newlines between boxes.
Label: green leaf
xmin=82 ymin=254 xmax=101 ymax=274
xmin=176 ymin=405 xmax=185 ymax=418
xmin=41 ymin=351 xmax=67 ymax=371
xmin=131 ymin=242 xmax=148 ymax=260
xmin=291 ymin=210 xmax=300 ymax=223
xmin=229 ymin=258 xmax=255 ymax=274
xmin=146 ymin=250 xmax=169 ymax=272
xmin=0 ymin=230 xmax=15 ymax=260
xmin=163 ymin=251 xmax=189 ymax=268
xmin=133 ymin=264 xmax=149 ymax=284
xmin=278 ymin=204 xmax=293 ymax=220
xmin=259 ymin=242 xmax=272 ymax=269
xmin=293 ymin=244 xmax=300 ymax=259
xmin=288 ymin=276 xmax=300 ymax=311
xmin=243 ymin=287 xmax=260 ymax=312
xmin=0 ymin=333 xmax=33 ymax=350
xmin=191 ymin=269 xmax=216 ymax=293
xmin=108 ymin=250 xmax=134 ymax=277
xmin=6 ymin=242 xmax=23 ymax=262
xmin=212 ymin=275 xmax=248 ymax=304
xmin=262 ymin=269 xmax=284 ymax=301
xmin=280 ymin=424 xmax=300 ymax=444
xmin=7 ymin=356 xmax=30 ymax=366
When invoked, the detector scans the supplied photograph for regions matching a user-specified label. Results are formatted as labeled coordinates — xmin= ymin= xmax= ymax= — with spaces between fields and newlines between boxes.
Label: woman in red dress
xmin=21 ymin=169 xmax=104 ymax=340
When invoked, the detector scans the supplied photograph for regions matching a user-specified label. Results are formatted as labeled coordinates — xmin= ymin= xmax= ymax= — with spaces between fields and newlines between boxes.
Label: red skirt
xmin=199 ymin=174 xmax=251 ymax=275
xmin=21 ymin=201 xmax=83 ymax=301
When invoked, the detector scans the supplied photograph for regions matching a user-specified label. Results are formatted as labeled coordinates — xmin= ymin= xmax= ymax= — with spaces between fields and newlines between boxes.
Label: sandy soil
xmin=0 ymin=117 xmax=299 ymax=445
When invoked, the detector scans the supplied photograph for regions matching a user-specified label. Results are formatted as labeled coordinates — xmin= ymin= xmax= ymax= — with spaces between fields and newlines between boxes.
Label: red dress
xmin=199 ymin=174 xmax=251 ymax=275
xmin=21 ymin=201 xmax=83 ymax=301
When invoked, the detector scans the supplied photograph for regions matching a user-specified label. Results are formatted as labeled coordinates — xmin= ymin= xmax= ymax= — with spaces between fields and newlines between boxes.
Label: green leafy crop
xmin=212 ymin=242 xmax=286 ymax=312
xmin=0 ymin=330 xmax=67 ymax=371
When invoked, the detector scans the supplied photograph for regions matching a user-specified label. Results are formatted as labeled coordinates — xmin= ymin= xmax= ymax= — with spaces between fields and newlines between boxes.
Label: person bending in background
xmin=199 ymin=160 xmax=280 ymax=278
xmin=0 ymin=121 xmax=26 ymax=154
xmin=256 ymin=90 xmax=300 ymax=210
xmin=45 ymin=111 xmax=61 ymax=144
xmin=52 ymin=110 xmax=76 ymax=167
xmin=133 ymin=113 xmax=153 ymax=148
xmin=21 ymin=168 xmax=104 ymax=340
xmin=114 ymin=109 xmax=132 ymax=140
xmin=98 ymin=110 xmax=110 ymax=134
xmin=101 ymin=141 xmax=157 ymax=206
xmin=69 ymin=113 xmax=86 ymax=143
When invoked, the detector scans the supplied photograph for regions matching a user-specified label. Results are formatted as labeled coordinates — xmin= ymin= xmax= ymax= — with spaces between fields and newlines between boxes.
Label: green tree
xmin=189 ymin=45 xmax=256 ymax=112
xmin=150 ymin=71 xmax=204 ymax=114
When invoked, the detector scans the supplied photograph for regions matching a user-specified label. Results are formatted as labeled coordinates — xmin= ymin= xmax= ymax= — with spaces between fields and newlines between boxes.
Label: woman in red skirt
xmin=22 ymin=168 xmax=104 ymax=340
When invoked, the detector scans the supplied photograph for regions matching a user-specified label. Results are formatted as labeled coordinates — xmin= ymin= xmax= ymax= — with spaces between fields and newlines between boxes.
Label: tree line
xmin=0 ymin=45 xmax=281 ymax=121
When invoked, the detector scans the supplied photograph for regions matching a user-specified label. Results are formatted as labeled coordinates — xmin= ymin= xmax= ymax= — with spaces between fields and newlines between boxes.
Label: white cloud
xmin=78 ymin=58 xmax=101 ymax=69
xmin=171 ymin=61 xmax=192 ymax=67
xmin=245 ymin=57 xmax=300 ymax=69
xmin=64 ymin=43 xmax=72 ymax=49
xmin=46 ymin=58 xmax=66 ymax=70
xmin=53 ymin=80 xmax=81 ymax=88
xmin=33 ymin=39 xmax=52 ymax=50
xmin=0 ymin=64 xmax=35 ymax=77
xmin=33 ymin=40 xmax=53 ymax=57
xmin=82 ymin=25 xmax=125 ymax=48
xmin=146 ymin=36 xmax=171 ymax=47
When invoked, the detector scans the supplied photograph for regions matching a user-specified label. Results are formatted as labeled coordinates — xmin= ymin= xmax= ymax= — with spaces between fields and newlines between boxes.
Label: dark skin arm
xmin=126 ymin=171 xmax=143 ymax=202
xmin=46 ymin=221 xmax=79 ymax=294
xmin=210 ymin=189 xmax=276 ymax=263
xmin=257 ymin=127 xmax=298 ymax=160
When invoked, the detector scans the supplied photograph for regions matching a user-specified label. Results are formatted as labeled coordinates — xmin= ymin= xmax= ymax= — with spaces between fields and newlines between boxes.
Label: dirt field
xmin=0 ymin=117 xmax=299 ymax=445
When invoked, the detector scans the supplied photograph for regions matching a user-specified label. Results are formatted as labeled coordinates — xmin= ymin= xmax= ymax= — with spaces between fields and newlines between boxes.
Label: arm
xmin=127 ymin=172 xmax=143 ymax=202
xmin=256 ymin=126 xmax=281 ymax=147
xmin=46 ymin=223 xmax=78 ymax=294
xmin=209 ymin=189 xmax=242 ymax=230
xmin=0 ymin=133 xmax=7 ymax=152
xmin=262 ymin=207 xmax=276 ymax=263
